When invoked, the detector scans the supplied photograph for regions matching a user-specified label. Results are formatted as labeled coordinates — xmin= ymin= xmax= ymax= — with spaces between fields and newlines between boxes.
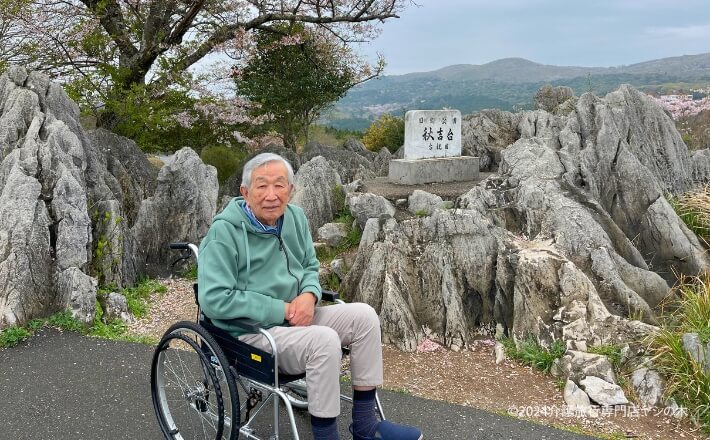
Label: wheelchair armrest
xmin=223 ymin=317 xmax=264 ymax=333
xmin=321 ymin=289 xmax=340 ymax=302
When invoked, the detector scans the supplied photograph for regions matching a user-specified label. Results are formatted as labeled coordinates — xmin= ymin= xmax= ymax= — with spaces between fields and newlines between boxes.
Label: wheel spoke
xmin=151 ymin=322 xmax=238 ymax=440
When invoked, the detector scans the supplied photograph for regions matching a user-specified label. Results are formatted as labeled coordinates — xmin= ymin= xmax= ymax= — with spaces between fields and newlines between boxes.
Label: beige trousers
xmin=238 ymin=302 xmax=383 ymax=418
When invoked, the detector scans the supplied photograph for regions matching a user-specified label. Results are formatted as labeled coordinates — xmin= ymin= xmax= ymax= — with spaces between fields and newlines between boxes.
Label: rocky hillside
xmin=0 ymin=66 xmax=217 ymax=327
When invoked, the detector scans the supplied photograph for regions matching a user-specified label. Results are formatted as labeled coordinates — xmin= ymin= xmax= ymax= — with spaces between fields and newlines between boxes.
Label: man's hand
xmin=285 ymin=292 xmax=317 ymax=326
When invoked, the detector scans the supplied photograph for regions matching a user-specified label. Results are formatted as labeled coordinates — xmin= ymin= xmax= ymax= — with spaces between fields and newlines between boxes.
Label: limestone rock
xmin=461 ymin=109 xmax=520 ymax=171
xmin=681 ymin=332 xmax=710 ymax=373
xmin=557 ymin=350 xmax=616 ymax=384
xmin=494 ymin=341 xmax=506 ymax=364
xmin=353 ymin=165 xmax=376 ymax=182
xmin=331 ymin=258 xmax=348 ymax=280
xmin=0 ymin=66 xmax=95 ymax=326
xmin=0 ymin=67 xmax=220 ymax=327
xmin=343 ymin=209 xmax=502 ymax=351
xmin=317 ymin=222 xmax=349 ymax=248
xmin=320 ymin=83 xmax=703 ymax=355
xmin=88 ymin=128 xmax=157 ymax=226
xmin=690 ymin=148 xmax=710 ymax=184
xmin=342 ymin=137 xmax=374 ymax=158
xmin=407 ymin=190 xmax=445 ymax=216
xmin=631 ymin=366 xmax=665 ymax=407
xmin=99 ymin=291 xmax=134 ymax=324
xmin=347 ymin=193 xmax=395 ymax=230
xmin=302 ymin=143 xmax=373 ymax=184
xmin=534 ymin=85 xmax=575 ymax=113
xmin=131 ymin=147 xmax=218 ymax=277
xmin=579 ymin=376 xmax=629 ymax=406
xmin=563 ymin=379 xmax=592 ymax=410
xmin=372 ymin=148 xmax=392 ymax=176
xmin=58 ymin=267 xmax=97 ymax=326
xmin=290 ymin=156 xmax=342 ymax=236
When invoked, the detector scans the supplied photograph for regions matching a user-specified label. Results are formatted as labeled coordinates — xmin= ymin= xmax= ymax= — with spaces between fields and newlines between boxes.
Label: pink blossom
xmin=649 ymin=94 xmax=710 ymax=119
xmin=416 ymin=338 xmax=443 ymax=353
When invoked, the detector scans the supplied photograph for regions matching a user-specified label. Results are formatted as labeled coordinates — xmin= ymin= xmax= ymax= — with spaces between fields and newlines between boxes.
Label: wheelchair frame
xmin=151 ymin=242 xmax=385 ymax=440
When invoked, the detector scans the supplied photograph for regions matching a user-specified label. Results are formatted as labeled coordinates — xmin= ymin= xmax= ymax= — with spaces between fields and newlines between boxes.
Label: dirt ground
xmin=129 ymin=278 xmax=707 ymax=440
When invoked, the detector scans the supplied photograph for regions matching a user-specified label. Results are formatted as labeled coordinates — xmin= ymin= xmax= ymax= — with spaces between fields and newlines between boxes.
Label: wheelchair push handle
xmin=168 ymin=242 xmax=199 ymax=270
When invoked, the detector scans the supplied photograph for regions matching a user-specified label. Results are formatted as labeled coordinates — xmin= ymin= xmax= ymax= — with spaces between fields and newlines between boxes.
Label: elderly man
xmin=198 ymin=153 xmax=422 ymax=440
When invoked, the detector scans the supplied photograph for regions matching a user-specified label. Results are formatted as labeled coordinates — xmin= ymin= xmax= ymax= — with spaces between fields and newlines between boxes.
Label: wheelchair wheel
xmin=281 ymin=379 xmax=308 ymax=410
xmin=151 ymin=321 xmax=240 ymax=440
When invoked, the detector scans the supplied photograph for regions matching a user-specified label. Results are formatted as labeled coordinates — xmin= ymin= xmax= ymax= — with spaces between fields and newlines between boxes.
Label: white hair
xmin=241 ymin=152 xmax=295 ymax=188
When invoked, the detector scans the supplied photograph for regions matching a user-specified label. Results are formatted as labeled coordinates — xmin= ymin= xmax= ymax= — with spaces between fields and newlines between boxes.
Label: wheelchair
xmin=150 ymin=242 xmax=385 ymax=440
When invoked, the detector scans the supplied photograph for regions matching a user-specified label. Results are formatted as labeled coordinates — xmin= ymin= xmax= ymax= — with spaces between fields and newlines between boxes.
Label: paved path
xmin=0 ymin=328 xmax=598 ymax=440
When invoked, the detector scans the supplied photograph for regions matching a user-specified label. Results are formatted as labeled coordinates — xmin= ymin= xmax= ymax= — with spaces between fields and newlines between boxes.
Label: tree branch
xmin=80 ymin=0 xmax=138 ymax=62
xmin=166 ymin=7 xmax=399 ymax=78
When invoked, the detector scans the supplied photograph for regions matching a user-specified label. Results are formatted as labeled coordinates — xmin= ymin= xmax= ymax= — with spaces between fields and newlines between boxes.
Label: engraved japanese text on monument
xmin=404 ymin=110 xmax=462 ymax=159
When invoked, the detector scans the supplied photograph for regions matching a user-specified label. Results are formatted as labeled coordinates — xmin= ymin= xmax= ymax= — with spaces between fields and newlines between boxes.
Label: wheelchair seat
xmin=199 ymin=316 xmax=307 ymax=387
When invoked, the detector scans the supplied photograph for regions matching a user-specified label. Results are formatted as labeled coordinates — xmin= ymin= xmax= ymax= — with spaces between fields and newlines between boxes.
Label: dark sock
xmin=311 ymin=415 xmax=339 ymax=440
xmin=352 ymin=389 xmax=379 ymax=438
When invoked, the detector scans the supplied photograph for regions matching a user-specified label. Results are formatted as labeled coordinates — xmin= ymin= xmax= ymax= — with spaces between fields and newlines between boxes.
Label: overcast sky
xmin=358 ymin=0 xmax=710 ymax=75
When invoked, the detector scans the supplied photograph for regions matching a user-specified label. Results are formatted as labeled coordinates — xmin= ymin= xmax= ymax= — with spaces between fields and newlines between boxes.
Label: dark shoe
xmin=349 ymin=420 xmax=423 ymax=440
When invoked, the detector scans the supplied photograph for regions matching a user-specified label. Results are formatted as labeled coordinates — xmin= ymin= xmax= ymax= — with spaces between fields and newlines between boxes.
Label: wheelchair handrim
xmin=151 ymin=332 xmax=226 ymax=440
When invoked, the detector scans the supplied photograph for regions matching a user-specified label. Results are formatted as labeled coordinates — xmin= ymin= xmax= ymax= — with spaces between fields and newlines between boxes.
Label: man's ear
xmin=240 ymin=185 xmax=248 ymax=198
xmin=288 ymin=184 xmax=294 ymax=200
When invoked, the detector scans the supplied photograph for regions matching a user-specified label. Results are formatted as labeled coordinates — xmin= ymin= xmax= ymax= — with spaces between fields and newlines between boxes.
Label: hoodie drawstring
xmin=241 ymin=221 xmax=250 ymax=290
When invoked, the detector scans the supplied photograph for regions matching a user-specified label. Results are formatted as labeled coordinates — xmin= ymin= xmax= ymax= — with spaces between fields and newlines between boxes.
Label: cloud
xmin=647 ymin=23 xmax=710 ymax=39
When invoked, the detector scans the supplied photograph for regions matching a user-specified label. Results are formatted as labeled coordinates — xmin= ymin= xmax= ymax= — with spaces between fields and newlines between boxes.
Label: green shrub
xmin=362 ymin=113 xmax=404 ymax=153
xmin=500 ymin=336 xmax=565 ymax=374
xmin=200 ymin=145 xmax=249 ymax=185
xmin=0 ymin=326 xmax=31 ymax=348
xmin=649 ymin=276 xmax=710 ymax=431
xmin=47 ymin=311 xmax=86 ymax=332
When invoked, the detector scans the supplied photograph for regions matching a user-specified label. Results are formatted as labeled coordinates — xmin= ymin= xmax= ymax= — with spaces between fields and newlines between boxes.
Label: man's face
xmin=240 ymin=161 xmax=293 ymax=226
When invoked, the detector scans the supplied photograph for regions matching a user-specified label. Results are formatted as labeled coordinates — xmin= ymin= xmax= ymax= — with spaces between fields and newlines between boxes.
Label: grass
xmin=500 ymin=336 xmax=566 ymax=374
xmin=315 ymin=223 xmax=362 ymax=263
xmin=668 ymin=185 xmax=710 ymax=244
xmin=316 ymin=187 xmax=362 ymax=264
xmin=0 ymin=326 xmax=31 ymax=348
xmin=588 ymin=344 xmax=624 ymax=370
xmin=647 ymin=276 xmax=710 ymax=432
xmin=1 ymin=278 xmax=166 ymax=348
xmin=1 ymin=308 xmax=158 ymax=348
xmin=322 ymin=271 xmax=342 ymax=292
xmin=99 ymin=278 xmax=167 ymax=320
xmin=182 ymin=265 xmax=198 ymax=281
xmin=122 ymin=278 xmax=167 ymax=319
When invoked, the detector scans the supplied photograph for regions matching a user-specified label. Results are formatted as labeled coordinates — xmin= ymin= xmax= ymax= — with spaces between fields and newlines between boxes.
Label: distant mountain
xmin=326 ymin=53 xmax=710 ymax=131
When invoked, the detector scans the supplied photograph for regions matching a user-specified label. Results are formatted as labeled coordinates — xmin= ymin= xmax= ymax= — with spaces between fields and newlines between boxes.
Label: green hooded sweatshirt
xmin=197 ymin=197 xmax=322 ymax=337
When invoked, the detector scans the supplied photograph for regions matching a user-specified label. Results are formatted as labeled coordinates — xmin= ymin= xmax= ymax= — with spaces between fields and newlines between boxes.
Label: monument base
xmin=388 ymin=156 xmax=480 ymax=185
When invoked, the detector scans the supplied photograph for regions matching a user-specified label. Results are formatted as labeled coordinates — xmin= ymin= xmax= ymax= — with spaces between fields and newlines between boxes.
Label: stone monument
xmin=388 ymin=110 xmax=479 ymax=184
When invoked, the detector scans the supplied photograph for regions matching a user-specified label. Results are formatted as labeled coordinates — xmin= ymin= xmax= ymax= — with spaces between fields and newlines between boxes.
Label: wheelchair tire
xmin=151 ymin=321 xmax=240 ymax=440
